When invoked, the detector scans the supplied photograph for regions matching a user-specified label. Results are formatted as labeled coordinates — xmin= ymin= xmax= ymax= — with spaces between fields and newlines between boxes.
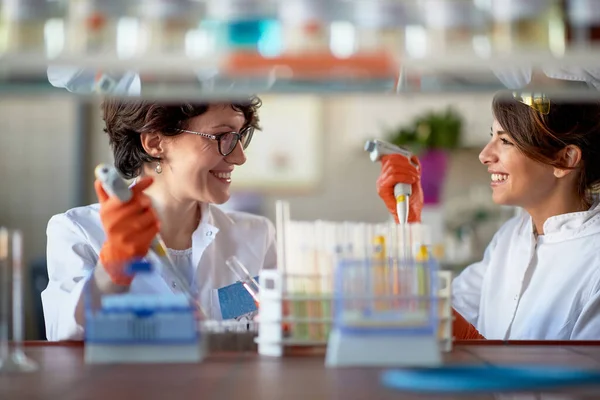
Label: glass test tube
xmin=0 ymin=229 xmax=37 ymax=372
xmin=226 ymin=256 xmax=260 ymax=305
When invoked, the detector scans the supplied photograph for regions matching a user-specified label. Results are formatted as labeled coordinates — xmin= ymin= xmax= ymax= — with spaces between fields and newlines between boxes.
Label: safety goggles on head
xmin=177 ymin=125 xmax=255 ymax=156
xmin=512 ymin=92 xmax=551 ymax=115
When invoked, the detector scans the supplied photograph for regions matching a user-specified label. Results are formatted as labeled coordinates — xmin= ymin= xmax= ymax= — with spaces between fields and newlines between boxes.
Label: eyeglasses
xmin=512 ymin=92 xmax=551 ymax=115
xmin=177 ymin=125 xmax=255 ymax=156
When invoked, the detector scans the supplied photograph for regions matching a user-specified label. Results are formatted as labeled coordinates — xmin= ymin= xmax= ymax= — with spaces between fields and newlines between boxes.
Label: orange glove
xmin=452 ymin=308 xmax=485 ymax=340
xmin=94 ymin=177 xmax=160 ymax=286
xmin=376 ymin=154 xmax=424 ymax=224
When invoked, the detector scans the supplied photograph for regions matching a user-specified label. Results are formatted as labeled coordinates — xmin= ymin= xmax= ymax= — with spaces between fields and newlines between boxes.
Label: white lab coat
xmin=42 ymin=202 xmax=276 ymax=341
xmin=452 ymin=200 xmax=600 ymax=340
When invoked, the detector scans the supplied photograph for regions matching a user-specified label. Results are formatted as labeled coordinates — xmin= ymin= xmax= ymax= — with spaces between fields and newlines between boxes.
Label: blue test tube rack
xmin=325 ymin=255 xmax=444 ymax=367
xmin=83 ymin=260 xmax=204 ymax=364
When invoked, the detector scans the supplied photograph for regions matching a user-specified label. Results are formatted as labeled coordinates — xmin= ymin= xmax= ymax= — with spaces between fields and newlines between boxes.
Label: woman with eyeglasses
xmin=42 ymin=98 xmax=274 ymax=341
xmin=377 ymin=91 xmax=600 ymax=341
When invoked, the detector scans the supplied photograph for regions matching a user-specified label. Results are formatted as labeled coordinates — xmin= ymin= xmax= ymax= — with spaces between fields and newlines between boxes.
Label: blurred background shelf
xmin=1 ymin=50 xmax=600 ymax=98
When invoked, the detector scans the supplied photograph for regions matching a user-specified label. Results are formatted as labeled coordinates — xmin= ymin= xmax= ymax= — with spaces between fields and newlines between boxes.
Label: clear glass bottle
xmin=484 ymin=0 xmax=566 ymax=55
xmin=137 ymin=0 xmax=199 ymax=55
xmin=0 ymin=0 xmax=49 ymax=53
xmin=408 ymin=0 xmax=487 ymax=58
xmin=352 ymin=0 xmax=409 ymax=58
xmin=278 ymin=0 xmax=331 ymax=55
xmin=204 ymin=0 xmax=280 ymax=55
xmin=566 ymin=0 xmax=600 ymax=48
xmin=66 ymin=0 xmax=123 ymax=55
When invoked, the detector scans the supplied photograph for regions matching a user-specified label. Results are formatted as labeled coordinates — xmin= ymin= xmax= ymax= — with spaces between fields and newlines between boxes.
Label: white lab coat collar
xmin=514 ymin=199 xmax=600 ymax=244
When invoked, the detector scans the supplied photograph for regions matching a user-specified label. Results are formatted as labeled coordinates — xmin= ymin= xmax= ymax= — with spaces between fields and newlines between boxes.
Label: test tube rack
xmin=255 ymin=268 xmax=452 ymax=358
xmin=255 ymin=201 xmax=453 ymax=361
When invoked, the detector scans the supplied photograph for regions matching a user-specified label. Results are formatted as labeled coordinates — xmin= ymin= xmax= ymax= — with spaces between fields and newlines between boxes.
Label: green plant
xmin=385 ymin=107 xmax=463 ymax=155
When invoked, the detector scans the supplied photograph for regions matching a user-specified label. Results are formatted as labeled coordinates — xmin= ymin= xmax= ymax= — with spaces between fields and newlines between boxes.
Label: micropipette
xmin=365 ymin=139 xmax=417 ymax=225
xmin=94 ymin=164 xmax=206 ymax=318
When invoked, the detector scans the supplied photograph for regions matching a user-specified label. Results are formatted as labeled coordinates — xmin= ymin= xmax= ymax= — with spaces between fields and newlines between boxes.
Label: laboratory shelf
xmin=1 ymin=49 xmax=600 ymax=98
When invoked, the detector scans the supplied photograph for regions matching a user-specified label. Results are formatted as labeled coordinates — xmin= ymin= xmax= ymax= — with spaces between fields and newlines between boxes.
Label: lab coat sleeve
xmin=263 ymin=218 xmax=277 ymax=270
xmin=41 ymin=213 xmax=98 ymax=341
xmin=451 ymin=231 xmax=500 ymax=327
xmin=570 ymin=272 xmax=600 ymax=340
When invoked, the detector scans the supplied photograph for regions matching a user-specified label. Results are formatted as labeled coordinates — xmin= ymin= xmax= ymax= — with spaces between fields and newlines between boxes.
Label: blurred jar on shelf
xmin=278 ymin=0 xmax=331 ymax=55
xmin=482 ymin=0 xmax=566 ymax=55
xmin=566 ymin=0 xmax=600 ymax=48
xmin=0 ymin=0 xmax=49 ymax=53
xmin=406 ymin=0 xmax=488 ymax=58
xmin=203 ymin=0 xmax=280 ymax=55
xmin=351 ymin=0 xmax=409 ymax=58
xmin=136 ymin=0 xmax=201 ymax=56
xmin=66 ymin=0 xmax=130 ymax=55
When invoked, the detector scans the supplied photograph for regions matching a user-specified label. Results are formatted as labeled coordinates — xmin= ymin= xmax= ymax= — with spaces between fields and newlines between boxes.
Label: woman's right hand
xmin=376 ymin=154 xmax=424 ymax=224
xmin=94 ymin=177 xmax=160 ymax=286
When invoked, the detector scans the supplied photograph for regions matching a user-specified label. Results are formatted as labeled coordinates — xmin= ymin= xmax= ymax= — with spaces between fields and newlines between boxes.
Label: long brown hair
xmin=492 ymin=92 xmax=600 ymax=202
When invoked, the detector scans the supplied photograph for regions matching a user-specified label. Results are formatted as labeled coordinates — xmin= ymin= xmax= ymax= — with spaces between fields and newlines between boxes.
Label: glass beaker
xmin=0 ymin=228 xmax=37 ymax=373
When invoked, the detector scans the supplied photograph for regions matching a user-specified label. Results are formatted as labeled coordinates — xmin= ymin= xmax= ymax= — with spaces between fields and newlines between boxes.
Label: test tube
xmin=226 ymin=256 xmax=260 ymax=305
xmin=0 ymin=229 xmax=37 ymax=372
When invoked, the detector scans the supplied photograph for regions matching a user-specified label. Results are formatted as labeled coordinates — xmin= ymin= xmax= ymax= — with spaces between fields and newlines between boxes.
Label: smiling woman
xmin=377 ymin=91 xmax=600 ymax=341
xmin=42 ymin=97 xmax=278 ymax=341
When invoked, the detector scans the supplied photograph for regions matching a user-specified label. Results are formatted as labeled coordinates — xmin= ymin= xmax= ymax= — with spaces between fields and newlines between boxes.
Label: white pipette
xmin=365 ymin=139 xmax=417 ymax=225
xmin=94 ymin=164 xmax=206 ymax=318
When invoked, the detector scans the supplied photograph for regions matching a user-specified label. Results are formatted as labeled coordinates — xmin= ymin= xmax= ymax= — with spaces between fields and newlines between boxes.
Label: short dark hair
xmin=492 ymin=92 xmax=600 ymax=202
xmin=102 ymin=96 xmax=262 ymax=179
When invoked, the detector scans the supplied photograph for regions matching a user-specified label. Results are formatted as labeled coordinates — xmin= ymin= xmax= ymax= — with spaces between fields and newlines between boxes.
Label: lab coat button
xmin=172 ymin=282 xmax=177 ymax=288
xmin=206 ymin=231 xmax=213 ymax=237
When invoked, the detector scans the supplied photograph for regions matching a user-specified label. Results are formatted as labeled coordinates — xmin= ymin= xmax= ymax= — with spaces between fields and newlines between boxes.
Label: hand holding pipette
xmin=94 ymin=164 xmax=206 ymax=317
xmin=94 ymin=175 xmax=159 ymax=286
xmin=377 ymin=154 xmax=423 ymax=224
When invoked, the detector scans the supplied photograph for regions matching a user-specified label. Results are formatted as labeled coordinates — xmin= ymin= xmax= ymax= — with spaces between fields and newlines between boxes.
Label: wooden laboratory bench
xmin=1 ymin=341 xmax=600 ymax=399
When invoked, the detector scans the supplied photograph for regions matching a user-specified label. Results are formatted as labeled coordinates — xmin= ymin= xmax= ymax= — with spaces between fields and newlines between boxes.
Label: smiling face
xmin=479 ymin=119 xmax=557 ymax=208
xmin=147 ymin=104 xmax=248 ymax=205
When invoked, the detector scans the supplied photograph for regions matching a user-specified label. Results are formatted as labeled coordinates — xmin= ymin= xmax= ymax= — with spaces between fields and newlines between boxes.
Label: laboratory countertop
xmin=1 ymin=341 xmax=600 ymax=399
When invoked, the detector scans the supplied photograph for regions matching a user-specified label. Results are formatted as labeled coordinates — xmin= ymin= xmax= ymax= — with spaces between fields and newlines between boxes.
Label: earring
xmin=155 ymin=161 xmax=163 ymax=174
